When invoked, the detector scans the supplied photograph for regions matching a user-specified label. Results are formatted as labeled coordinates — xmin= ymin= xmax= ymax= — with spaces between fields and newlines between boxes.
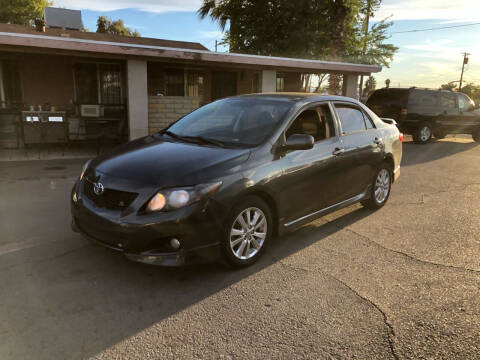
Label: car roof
xmin=374 ymin=87 xmax=455 ymax=94
xmin=233 ymin=92 xmax=360 ymax=104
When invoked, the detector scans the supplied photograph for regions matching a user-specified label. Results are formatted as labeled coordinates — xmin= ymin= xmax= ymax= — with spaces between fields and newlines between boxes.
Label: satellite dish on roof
xmin=44 ymin=7 xmax=83 ymax=30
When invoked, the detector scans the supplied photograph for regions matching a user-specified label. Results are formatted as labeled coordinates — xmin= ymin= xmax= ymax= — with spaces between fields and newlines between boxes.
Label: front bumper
xmin=71 ymin=217 xmax=220 ymax=266
xmin=71 ymin=186 xmax=225 ymax=266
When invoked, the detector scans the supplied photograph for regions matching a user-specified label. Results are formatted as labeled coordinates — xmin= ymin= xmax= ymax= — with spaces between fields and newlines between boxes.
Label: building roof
xmin=0 ymin=23 xmax=381 ymax=75
xmin=0 ymin=23 xmax=208 ymax=51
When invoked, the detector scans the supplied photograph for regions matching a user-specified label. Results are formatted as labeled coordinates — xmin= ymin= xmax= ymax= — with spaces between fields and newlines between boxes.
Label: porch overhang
xmin=0 ymin=31 xmax=381 ymax=76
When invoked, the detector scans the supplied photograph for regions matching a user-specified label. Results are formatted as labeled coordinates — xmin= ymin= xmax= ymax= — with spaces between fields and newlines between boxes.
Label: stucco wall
xmin=148 ymin=96 xmax=201 ymax=133
xmin=128 ymin=59 xmax=149 ymax=140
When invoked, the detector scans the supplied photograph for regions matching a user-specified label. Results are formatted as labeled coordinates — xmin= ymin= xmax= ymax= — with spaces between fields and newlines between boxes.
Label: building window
xmin=276 ymin=73 xmax=285 ymax=92
xmin=147 ymin=66 xmax=205 ymax=98
xmin=147 ymin=62 xmax=164 ymax=96
xmin=99 ymin=64 xmax=122 ymax=104
xmin=74 ymin=62 xmax=123 ymax=104
xmin=0 ymin=61 xmax=22 ymax=108
xmin=186 ymin=71 xmax=204 ymax=98
xmin=252 ymin=72 xmax=260 ymax=93
xmin=165 ymin=70 xmax=184 ymax=96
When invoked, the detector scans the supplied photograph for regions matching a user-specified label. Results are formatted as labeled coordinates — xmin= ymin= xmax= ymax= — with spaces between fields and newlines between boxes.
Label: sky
xmin=54 ymin=0 xmax=480 ymax=89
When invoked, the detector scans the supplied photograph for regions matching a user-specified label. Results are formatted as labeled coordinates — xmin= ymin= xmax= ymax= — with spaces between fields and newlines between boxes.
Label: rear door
xmin=331 ymin=102 xmax=384 ymax=204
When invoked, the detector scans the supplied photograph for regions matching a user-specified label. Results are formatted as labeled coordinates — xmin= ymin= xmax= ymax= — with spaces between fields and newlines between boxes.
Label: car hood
xmin=90 ymin=135 xmax=251 ymax=188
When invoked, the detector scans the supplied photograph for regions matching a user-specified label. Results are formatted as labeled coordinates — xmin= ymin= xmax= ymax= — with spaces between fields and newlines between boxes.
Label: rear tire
xmin=221 ymin=196 xmax=272 ymax=268
xmin=413 ymin=123 xmax=432 ymax=144
xmin=473 ymin=131 xmax=480 ymax=142
xmin=361 ymin=163 xmax=392 ymax=210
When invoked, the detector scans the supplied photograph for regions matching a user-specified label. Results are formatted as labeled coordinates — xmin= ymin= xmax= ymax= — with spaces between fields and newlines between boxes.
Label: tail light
xmin=399 ymin=133 xmax=404 ymax=143
xmin=400 ymin=108 xmax=407 ymax=120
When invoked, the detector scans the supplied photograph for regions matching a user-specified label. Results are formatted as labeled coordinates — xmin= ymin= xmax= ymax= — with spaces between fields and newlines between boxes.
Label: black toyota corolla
xmin=71 ymin=93 xmax=402 ymax=267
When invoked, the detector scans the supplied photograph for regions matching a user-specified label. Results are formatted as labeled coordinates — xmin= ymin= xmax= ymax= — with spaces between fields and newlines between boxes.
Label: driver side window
xmin=285 ymin=104 xmax=335 ymax=142
xmin=458 ymin=94 xmax=473 ymax=112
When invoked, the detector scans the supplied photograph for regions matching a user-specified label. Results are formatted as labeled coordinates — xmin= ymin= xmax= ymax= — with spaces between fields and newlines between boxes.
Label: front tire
xmin=221 ymin=196 xmax=272 ymax=268
xmin=361 ymin=164 xmax=392 ymax=210
xmin=413 ymin=123 xmax=432 ymax=144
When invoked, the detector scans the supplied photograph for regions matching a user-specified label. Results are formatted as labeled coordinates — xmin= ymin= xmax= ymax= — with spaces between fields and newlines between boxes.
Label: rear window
xmin=367 ymin=89 xmax=409 ymax=107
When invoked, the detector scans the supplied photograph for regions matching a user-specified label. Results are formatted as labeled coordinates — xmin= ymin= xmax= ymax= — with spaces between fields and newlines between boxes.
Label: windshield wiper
xmin=180 ymin=135 xmax=226 ymax=147
xmin=160 ymin=130 xmax=225 ymax=147
xmin=160 ymin=130 xmax=183 ymax=140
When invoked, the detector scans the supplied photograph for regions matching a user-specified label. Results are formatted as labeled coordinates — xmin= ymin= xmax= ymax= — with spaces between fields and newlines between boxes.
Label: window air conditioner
xmin=80 ymin=104 xmax=101 ymax=117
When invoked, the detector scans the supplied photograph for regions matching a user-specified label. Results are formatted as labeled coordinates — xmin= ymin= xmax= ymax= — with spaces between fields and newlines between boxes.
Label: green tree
xmin=199 ymin=0 xmax=396 ymax=66
xmin=199 ymin=0 xmax=333 ymax=59
xmin=96 ymin=16 xmax=140 ymax=37
xmin=0 ymin=0 xmax=51 ymax=25
xmin=347 ymin=18 xmax=398 ymax=67
xmin=199 ymin=0 xmax=397 ymax=96
xmin=363 ymin=75 xmax=376 ymax=95
xmin=440 ymin=82 xmax=458 ymax=91
xmin=459 ymin=83 xmax=480 ymax=103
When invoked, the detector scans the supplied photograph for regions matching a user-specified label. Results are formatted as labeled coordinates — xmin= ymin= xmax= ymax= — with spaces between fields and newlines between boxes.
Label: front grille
xmin=83 ymin=181 xmax=138 ymax=211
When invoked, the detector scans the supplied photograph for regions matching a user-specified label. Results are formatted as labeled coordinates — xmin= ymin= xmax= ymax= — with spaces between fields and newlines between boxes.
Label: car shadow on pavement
xmin=401 ymin=138 xmax=479 ymax=167
xmin=2 ymin=206 xmax=372 ymax=359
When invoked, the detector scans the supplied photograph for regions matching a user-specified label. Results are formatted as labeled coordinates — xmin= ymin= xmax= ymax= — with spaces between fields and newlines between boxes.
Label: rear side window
xmin=367 ymin=89 xmax=409 ymax=107
xmin=364 ymin=112 xmax=375 ymax=129
xmin=438 ymin=93 xmax=456 ymax=109
xmin=408 ymin=90 xmax=438 ymax=107
xmin=335 ymin=105 xmax=367 ymax=133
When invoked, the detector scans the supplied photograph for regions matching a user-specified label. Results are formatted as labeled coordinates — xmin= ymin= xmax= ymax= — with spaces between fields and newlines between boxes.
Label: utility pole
xmin=459 ymin=52 xmax=470 ymax=91
xmin=215 ymin=40 xmax=218 ymax=52
xmin=358 ymin=0 xmax=372 ymax=100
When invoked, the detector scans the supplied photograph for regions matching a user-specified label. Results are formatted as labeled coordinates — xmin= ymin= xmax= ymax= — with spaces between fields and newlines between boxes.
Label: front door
xmin=454 ymin=93 xmax=480 ymax=134
xmin=274 ymin=103 xmax=342 ymax=224
xmin=212 ymin=71 xmax=237 ymax=100
xmin=436 ymin=92 xmax=461 ymax=134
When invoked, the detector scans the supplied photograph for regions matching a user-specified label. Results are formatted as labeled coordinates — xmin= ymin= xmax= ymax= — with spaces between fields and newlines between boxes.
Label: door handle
xmin=333 ymin=147 xmax=345 ymax=156
xmin=373 ymin=137 xmax=384 ymax=146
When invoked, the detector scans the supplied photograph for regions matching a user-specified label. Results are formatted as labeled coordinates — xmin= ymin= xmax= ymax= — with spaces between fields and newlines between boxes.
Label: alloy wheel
xmin=230 ymin=207 xmax=267 ymax=260
xmin=374 ymin=169 xmax=391 ymax=204
xmin=420 ymin=126 xmax=431 ymax=142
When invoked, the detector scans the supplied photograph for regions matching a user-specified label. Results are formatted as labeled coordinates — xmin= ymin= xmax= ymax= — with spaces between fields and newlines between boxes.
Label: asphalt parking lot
xmin=1 ymin=135 xmax=480 ymax=359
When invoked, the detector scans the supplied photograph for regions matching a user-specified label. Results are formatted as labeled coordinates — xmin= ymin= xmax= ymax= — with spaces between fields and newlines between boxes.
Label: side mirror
xmin=281 ymin=134 xmax=314 ymax=151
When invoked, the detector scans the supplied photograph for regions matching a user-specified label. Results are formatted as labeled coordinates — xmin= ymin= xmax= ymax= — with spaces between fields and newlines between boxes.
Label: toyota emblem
xmin=93 ymin=182 xmax=105 ymax=195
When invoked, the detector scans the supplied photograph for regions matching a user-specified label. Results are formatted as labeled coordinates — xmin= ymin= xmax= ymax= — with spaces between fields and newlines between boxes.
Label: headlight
xmin=79 ymin=159 xmax=91 ymax=180
xmin=145 ymin=182 xmax=222 ymax=213
xmin=168 ymin=190 xmax=190 ymax=209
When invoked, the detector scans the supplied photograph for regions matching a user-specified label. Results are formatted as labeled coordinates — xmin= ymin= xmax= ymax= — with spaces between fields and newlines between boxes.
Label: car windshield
xmin=164 ymin=97 xmax=292 ymax=147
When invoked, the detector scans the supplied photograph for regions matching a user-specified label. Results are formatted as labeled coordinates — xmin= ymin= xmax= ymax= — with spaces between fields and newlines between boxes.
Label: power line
xmin=389 ymin=22 xmax=480 ymax=34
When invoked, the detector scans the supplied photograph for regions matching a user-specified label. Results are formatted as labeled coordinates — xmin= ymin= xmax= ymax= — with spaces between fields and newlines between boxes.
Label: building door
xmin=212 ymin=71 xmax=237 ymax=100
